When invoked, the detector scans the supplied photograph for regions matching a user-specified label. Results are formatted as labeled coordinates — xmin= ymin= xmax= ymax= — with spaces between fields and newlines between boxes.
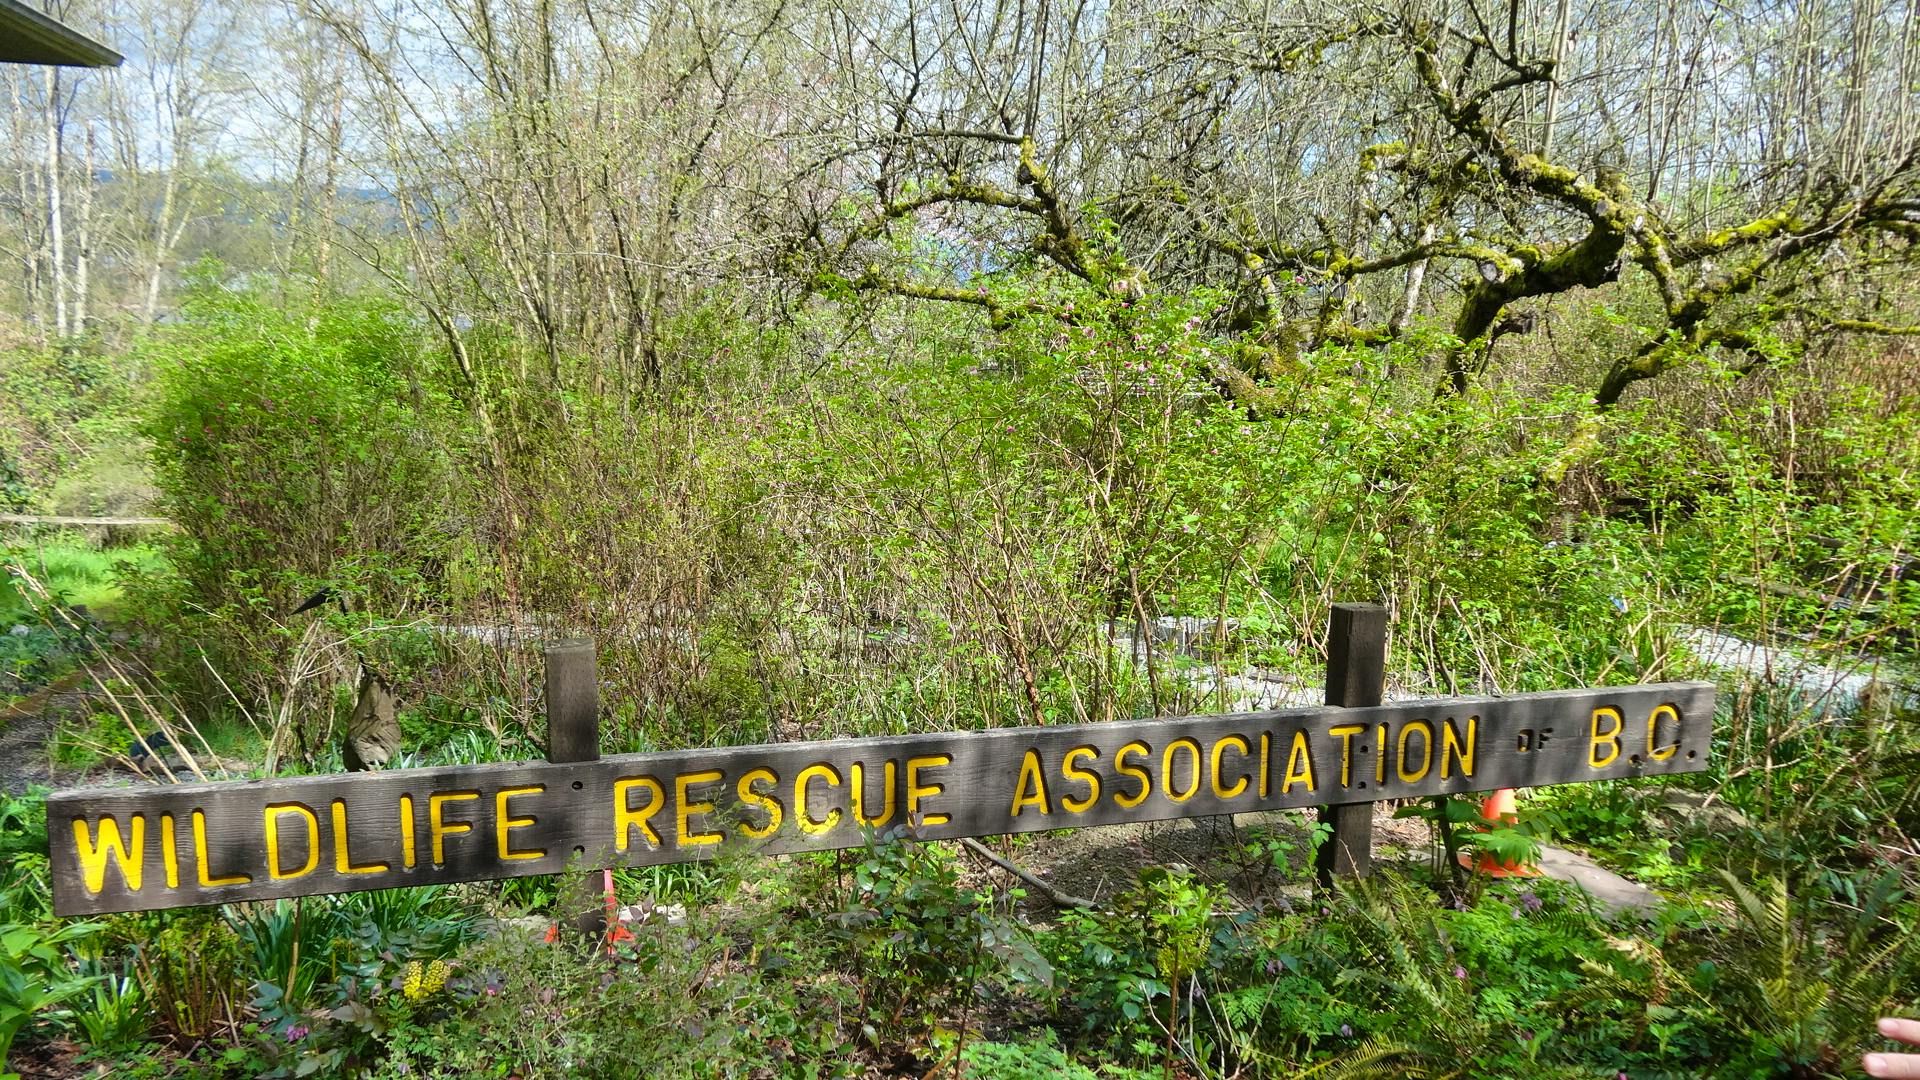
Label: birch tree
xmin=96 ymin=0 xmax=245 ymax=325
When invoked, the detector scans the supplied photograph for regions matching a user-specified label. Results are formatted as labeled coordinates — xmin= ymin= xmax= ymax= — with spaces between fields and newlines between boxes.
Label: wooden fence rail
xmin=0 ymin=514 xmax=173 ymax=528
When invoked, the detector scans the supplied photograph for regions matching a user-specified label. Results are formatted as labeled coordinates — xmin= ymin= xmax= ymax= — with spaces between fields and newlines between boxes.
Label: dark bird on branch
xmin=288 ymin=586 xmax=338 ymax=616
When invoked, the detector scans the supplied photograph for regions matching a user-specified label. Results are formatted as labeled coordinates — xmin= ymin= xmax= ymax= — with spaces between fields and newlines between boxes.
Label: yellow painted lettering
xmin=796 ymin=763 xmax=842 ymax=835
xmin=1114 ymin=741 xmax=1152 ymax=808
xmin=1589 ymin=707 xmax=1623 ymax=768
xmin=1375 ymin=724 xmax=1387 ymax=783
xmin=399 ymin=795 xmax=416 ymax=868
xmin=192 ymin=810 xmax=250 ymax=886
xmin=1441 ymin=715 xmax=1477 ymax=779
xmin=850 ymin=761 xmax=897 ymax=827
xmin=1396 ymin=721 xmax=1433 ymax=784
xmin=1163 ymin=739 xmax=1201 ymax=802
xmin=160 ymin=813 xmax=178 ymax=888
xmin=496 ymin=786 xmax=546 ymax=860
xmin=1258 ymin=732 xmax=1271 ymax=797
xmin=1210 ymin=735 xmax=1251 ymax=799
xmin=906 ymin=755 xmax=952 ymax=826
xmin=428 ymin=791 xmax=478 ymax=865
xmin=737 ymin=768 xmax=783 ymax=838
xmin=614 ymin=777 xmax=665 ymax=851
xmin=332 ymin=800 xmax=390 ymax=875
xmin=72 ymin=814 xmax=143 ymax=895
xmin=264 ymin=803 xmax=319 ymax=881
xmin=1647 ymin=705 xmax=1680 ymax=761
xmin=1060 ymin=746 xmax=1101 ymax=813
xmin=1010 ymin=750 xmax=1052 ymax=817
xmin=1282 ymin=730 xmax=1316 ymax=793
xmin=1327 ymin=724 xmax=1365 ymax=788
xmin=675 ymin=772 xmax=724 ymax=848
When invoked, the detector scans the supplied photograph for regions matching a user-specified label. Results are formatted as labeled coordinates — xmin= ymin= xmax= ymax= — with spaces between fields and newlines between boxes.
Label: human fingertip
xmin=1864 ymin=1054 xmax=1887 ymax=1077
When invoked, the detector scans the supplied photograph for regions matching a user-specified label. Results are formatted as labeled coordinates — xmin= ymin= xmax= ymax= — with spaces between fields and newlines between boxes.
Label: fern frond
xmin=1295 ymin=1036 xmax=1426 ymax=1080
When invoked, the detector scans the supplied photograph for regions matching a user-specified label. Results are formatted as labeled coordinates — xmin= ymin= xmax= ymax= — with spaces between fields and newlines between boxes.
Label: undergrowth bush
xmin=125 ymin=272 xmax=458 ymax=761
xmin=833 ymin=834 xmax=1042 ymax=1043
xmin=143 ymin=274 xmax=452 ymax=623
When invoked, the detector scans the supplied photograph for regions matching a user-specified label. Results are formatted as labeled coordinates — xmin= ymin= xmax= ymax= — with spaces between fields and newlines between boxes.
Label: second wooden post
xmin=545 ymin=638 xmax=604 ymax=933
xmin=1315 ymin=602 xmax=1386 ymax=884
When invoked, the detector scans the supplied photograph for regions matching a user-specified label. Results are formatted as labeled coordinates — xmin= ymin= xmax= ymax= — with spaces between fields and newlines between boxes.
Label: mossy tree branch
xmin=801 ymin=131 xmax=1143 ymax=324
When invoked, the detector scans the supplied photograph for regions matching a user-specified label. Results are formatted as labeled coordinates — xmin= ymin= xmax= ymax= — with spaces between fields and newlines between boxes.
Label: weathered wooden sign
xmin=49 ymin=678 xmax=1712 ymax=915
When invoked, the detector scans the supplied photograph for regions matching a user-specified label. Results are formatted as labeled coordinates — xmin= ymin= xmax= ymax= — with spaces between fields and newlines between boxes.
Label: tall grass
xmin=0 ymin=537 xmax=164 ymax=624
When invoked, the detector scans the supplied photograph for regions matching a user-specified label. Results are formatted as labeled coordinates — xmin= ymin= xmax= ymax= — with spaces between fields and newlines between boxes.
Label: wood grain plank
xmin=48 ymin=682 xmax=1715 ymax=914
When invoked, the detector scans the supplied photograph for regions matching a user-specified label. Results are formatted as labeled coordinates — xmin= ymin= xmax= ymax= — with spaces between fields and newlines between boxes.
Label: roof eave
xmin=0 ymin=0 xmax=123 ymax=68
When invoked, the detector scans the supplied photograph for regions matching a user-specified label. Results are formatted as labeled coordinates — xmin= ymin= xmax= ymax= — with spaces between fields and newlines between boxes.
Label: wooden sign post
xmin=45 ymin=614 xmax=1715 ymax=917
xmin=1316 ymin=602 xmax=1386 ymax=884
xmin=544 ymin=638 xmax=605 ymax=933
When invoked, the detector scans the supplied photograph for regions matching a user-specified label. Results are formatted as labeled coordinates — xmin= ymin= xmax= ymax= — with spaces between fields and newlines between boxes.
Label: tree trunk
xmin=9 ymin=70 xmax=46 ymax=333
xmin=1390 ymin=223 xmax=1437 ymax=337
xmin=314 ymin=61 xmax=345 ymax=289
xmin=1541 ymin=0 xmax=1573 ymax=158
xmin=142 ymin=168 xmax=180 ymax=325
xmin=43 ymin=68 xmax=67 ymax=339
xmin=72 ymin=125 xmax=95 ymax=334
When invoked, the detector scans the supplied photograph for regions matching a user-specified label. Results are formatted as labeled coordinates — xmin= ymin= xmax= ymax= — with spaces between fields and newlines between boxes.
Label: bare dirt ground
xmin=6 ymin=1038 xmax=107 ymax=1080
xmin=0 ymin=669 xmax=96 ymax=795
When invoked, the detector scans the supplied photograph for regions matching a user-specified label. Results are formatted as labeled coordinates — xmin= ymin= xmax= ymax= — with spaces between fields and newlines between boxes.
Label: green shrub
xmin=70 ymin=949 xmax=147 ymax=1051
xmin=833 ymin=834 xmax=1044 ymax=1043
xmin=133 ymin=271 xmax=458 ymax=745
xmin=0 ymin=917 xmax=103 ymax=1065
xmin=129 ymin=909 xmax=249 ymax=1045
xmin=1042 ymin=865 xmax=1226 ymax=1068
xmin=0 ymin=793 xmax=47 ymax=908
xmin=0 ymin=343 xmax=140 ymax=504
xmin=353 ymin=907 xmax=835 ymax=1079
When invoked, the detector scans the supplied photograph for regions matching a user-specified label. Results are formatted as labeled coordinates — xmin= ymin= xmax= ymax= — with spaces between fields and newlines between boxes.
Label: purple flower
xmin=285 ymin=1025 xmax=310 ymax=1042
xmin=1453 ymin=965 xmax=1467 ymax=980
xmin=1339 ymin=1024 xmax=1353 ymax=1038
xmin=1520 ymin=891 xmax=1543 ymax=912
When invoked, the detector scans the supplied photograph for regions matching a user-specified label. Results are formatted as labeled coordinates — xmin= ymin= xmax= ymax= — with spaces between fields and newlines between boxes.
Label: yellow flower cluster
xmin=401 ymin=958 xmax=451 ymax=1002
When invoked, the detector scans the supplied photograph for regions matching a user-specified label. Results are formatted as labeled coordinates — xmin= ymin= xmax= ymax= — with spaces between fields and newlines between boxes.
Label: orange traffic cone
xmin=1462 ymin=788 xmax=1540 ymax=877
xmin=602 ymin=869 xmax=636 ymax=955
xmin=544 ymin=869 xmax=636 ymax=954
